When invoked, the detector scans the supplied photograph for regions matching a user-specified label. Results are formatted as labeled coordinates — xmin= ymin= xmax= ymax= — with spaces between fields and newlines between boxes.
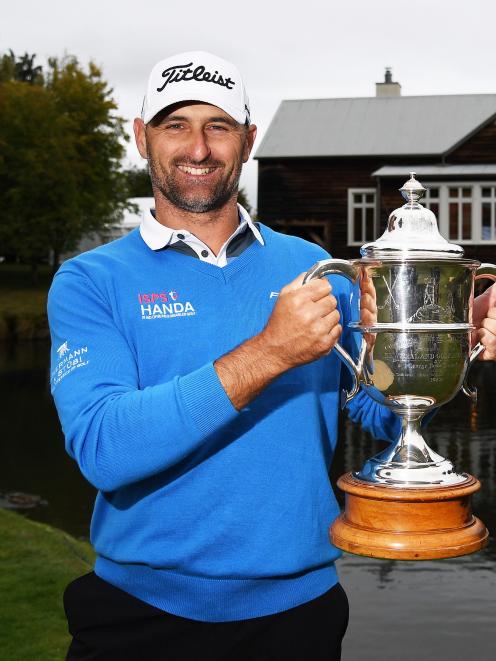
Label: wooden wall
xmin=257 ymin=156 xmax=434 ymax=259
xmin=447 ymin=119 xmax=496 ymax=164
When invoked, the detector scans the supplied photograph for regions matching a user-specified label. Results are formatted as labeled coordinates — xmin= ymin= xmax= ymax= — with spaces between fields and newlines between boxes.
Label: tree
xmin=237 ymin=188 xmax=252 ymax=215
xmin=123 ymin=166 xmax=153 ymax=197
xmin=0 ymin=52 xmax=132 ymax=279
xmin=0 ymin=50 xmax=43 ymax=85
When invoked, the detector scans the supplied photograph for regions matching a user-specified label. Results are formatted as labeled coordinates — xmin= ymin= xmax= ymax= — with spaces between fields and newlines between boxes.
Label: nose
xmin=186 ymin=127 xmax=211 ymax=163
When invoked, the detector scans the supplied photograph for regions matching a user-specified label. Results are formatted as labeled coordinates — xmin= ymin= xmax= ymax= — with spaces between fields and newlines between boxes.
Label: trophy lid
xmin=361 ymin=172 xmax=464 ymax=258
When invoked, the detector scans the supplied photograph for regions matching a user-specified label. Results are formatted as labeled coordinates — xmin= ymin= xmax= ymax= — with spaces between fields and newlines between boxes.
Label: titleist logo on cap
xmin=157 ymin=62 xmax=236 ymax=93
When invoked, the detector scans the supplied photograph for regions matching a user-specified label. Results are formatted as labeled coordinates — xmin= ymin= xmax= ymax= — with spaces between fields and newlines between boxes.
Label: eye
xmin=208 ymin=124 xmax=228 ymax=131
xmin=164 ymin=123 xmax=184 ymax=130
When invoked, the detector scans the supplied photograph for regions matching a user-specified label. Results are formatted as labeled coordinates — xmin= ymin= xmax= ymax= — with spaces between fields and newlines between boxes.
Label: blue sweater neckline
xmin=134 ymin=224 xmax=267 ymax=281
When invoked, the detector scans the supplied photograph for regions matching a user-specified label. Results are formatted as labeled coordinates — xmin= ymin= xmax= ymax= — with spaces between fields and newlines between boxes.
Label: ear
xmin=133 ymin=118 xmax=148 ymax=159
xmin=242 ymin=124 xmax=257 ymax=163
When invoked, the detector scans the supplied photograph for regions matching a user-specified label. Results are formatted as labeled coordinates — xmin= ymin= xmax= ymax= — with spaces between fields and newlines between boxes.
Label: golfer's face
xmin=137 ymin=102 xmax=256 ymax=213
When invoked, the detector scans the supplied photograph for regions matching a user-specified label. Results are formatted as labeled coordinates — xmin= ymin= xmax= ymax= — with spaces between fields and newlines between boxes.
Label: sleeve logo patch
xmin=51 ymin=343 xmax=89 ymax=390
xmin=56 ymin=341 xmax=69 ymax=358
xmin=138 ymin=291 xmax=196 ymax=320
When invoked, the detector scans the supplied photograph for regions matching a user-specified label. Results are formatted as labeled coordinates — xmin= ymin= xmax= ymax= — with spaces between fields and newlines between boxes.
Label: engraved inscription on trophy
xmin=377 ymin=333 xmax=463 ymax=390
xmin=408 ymin=272 xmax=458 ymax=323
xmin=374 ymin=265 xmax=464 ymax=324
xmin=377 ymin=274 xmax=400 ymax=312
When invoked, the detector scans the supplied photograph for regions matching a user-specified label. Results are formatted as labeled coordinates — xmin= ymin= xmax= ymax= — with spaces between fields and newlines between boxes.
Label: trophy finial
xmin=400 ymin=172 xmax=426 ymax=205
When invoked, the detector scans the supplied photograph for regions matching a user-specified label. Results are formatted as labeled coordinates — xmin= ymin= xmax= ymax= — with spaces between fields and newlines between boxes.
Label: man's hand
xmin=473 ymin=282 xmax=496 ymax=361
xmin=214 ymin=273 xmax=341 ymax=410
xmin=258 ymin=273 xmax=341 ymax=371
xmin=359 ymin=270 xmax=377 ymax=352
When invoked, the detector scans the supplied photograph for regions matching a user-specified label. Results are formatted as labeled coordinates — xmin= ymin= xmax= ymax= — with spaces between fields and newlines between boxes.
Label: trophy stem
xmin=356 ymin=410 xmax=468 ymax=487
xmin=394 ymin=412 xmax=434 ymax=465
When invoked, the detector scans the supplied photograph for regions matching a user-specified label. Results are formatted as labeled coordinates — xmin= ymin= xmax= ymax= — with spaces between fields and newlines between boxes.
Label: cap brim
xmin=143 ymin=91 xmax=247 ymax=125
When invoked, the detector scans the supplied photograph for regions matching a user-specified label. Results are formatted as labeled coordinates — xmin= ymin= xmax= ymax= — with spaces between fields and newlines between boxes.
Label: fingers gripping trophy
xmin=304 ymin=173 xmax=496 ymax=560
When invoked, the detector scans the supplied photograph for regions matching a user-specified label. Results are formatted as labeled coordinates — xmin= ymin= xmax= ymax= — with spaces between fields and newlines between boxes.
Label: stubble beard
xmin=147 ymin=154 xmax=243 ymax=214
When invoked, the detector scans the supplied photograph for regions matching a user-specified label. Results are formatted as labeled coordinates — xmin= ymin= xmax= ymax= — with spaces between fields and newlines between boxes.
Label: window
xmin=422 ymin=186 xmax=439 ymax=217
xmin=448 ymin=186 xmax=473 ymax=241
xmin=349 ymin=182 xmax=496 ymax=245
xmin=481 ymin=186 xmax=496 ymax=241
xmin=418 ymin=182 xmax=496 ymax=244
xmin=348 ymin=189 xmax=376 ymax=245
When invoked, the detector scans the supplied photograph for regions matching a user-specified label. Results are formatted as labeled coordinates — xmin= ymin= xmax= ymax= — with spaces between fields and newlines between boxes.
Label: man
xmin=48 ymin=51 xmax=496 ymax=661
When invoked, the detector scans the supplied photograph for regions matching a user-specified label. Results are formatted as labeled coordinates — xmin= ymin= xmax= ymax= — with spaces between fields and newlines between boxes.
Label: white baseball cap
xmin=141 ymin=51 xmax=251 ymax=126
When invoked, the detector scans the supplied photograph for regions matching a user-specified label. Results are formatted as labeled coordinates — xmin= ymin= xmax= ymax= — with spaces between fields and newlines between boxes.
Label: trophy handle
xmin=303 ymin=259 xmax=364 ymax=405
xmin=461 ymin=263 xmax=496 ymax=402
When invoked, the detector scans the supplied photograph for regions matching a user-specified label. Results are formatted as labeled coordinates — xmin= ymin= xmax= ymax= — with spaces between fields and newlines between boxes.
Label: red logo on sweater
xmin=138 ymin=291 xmax=179 ymax=304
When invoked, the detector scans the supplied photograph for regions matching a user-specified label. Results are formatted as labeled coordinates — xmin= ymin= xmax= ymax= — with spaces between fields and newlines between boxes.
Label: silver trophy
xmin=304 ymin=173 xmax=496 ymax=559
xmin=304 ymin=173 xmax=496 ymax=488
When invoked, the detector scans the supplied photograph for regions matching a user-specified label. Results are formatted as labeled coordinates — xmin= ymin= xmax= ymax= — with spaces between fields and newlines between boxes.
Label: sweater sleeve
xmin=345 ymin=389 xmax=401 ymax=442
xmin=48 ymin=268 xmax=238 ymax=492
xmin=337 ymin=279 xmax=402 ymax=443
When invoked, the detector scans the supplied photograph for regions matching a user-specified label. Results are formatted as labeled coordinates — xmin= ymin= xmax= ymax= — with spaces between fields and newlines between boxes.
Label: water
xmin=0 ymin=343 xmax=95 ymax=536
xmin=1 ymin=342 xmax=495 ymax=660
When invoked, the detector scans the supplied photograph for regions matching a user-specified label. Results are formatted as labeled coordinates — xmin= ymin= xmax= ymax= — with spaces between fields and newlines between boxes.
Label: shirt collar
xmin=139 ymin=203 xmax=264 ymax=251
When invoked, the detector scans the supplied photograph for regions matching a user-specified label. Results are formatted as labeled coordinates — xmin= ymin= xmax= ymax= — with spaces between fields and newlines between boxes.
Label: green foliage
xmin=237 ymin=187 xmax=252 ymax=214
xmin=0 ymin=263 xmax=51 ymax=339
xmin=124 ymin=165 xmax=153 ymax=197
xmin=0 ymin=50 xmax=43 ymax=85
xmin=0 ymin=52 xmax=132 ymax=272
xmin=0 ymin=52 xmax=16 ymax=83
xmin=0 ymin=509 xmax=95 ymax=660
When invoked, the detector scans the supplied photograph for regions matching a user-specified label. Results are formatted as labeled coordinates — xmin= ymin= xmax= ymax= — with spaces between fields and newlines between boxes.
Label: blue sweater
xmin=48 ymin=224 xmax=400 ymax=622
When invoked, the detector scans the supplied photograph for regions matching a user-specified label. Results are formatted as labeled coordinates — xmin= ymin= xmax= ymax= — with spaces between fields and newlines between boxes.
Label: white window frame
xmin=348 ymin=188 xmax=376 ymax=246
xmin=422 ymin=185 xmax=440 ymax=210
xmin=446 ymin=185 xmax=475 ymax=243
xmin=424 ymin=181 xmax=496 ymax=245
xmin=480 ymin=185 xmax=496 ymax=241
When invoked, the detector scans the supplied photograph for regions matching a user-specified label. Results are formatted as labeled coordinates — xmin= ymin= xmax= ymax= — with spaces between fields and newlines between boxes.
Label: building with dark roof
xmin=255 ymin=71 xmax=496 ymax=261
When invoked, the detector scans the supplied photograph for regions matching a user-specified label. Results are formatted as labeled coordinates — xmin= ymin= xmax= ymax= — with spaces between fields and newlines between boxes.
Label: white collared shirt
xmin=139 ymin=204 xmax=264 ymax=267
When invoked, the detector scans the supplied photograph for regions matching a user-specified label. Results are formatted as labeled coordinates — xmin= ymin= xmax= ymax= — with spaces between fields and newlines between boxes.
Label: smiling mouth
xmin=177 ymin=165 xmax=217 ymax=176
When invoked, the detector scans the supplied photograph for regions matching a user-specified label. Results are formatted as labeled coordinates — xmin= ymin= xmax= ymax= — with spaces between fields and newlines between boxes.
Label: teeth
xmin=178 ymin=166 xmax=215 ymax=175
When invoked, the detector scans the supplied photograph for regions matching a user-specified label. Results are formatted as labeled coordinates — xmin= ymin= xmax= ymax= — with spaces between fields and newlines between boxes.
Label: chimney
xmin=376 ymin=68 xmax=401 ymax=97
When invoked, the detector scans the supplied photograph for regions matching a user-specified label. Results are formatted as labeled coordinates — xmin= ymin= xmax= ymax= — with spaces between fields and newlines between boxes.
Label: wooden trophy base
xmin=330 ymin=472 xmax=489 ymax=560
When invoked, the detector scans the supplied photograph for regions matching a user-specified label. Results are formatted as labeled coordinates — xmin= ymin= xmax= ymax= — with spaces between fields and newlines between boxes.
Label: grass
xmin=0 ymin=264 xmax=52 ymax=340
xmin=0 ymin=509 xmax=95 ymax=660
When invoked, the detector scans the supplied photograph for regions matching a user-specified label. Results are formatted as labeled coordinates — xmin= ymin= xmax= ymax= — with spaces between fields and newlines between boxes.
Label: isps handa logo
xmin=138 ymin=290 xmax=196 ymax=320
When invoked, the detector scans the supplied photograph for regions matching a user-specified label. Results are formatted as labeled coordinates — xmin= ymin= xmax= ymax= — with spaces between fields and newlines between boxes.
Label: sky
xmin=3 ymin=0 xmax=496 ymax=210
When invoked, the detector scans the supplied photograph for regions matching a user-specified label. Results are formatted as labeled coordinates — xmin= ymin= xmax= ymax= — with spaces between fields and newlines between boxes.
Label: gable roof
xmin=254 ymin=94 xmax=496 ymax=159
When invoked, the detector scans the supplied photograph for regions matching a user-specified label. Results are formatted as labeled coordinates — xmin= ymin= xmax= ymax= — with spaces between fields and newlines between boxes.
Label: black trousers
xmin=64 ymin=572 xmax=349 ymax=661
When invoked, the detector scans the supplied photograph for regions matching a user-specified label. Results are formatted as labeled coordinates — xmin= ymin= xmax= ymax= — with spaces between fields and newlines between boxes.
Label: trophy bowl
xmin=304 ymin=173 xmax=496 ymax=559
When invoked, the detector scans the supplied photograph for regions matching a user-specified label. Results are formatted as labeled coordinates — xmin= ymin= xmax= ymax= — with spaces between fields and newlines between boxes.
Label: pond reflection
xmin=0 ymin=342 xmax=95 ymax=537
